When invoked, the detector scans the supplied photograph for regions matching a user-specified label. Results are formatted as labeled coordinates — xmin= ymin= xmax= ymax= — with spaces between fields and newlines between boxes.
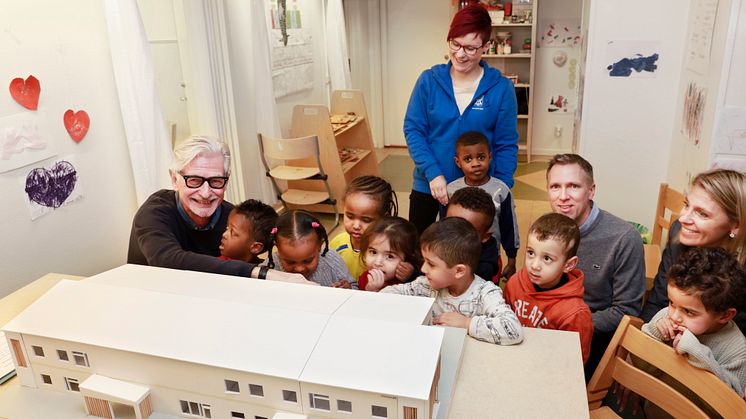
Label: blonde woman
xmin=642 ymin=169 xmax=746 ymax=333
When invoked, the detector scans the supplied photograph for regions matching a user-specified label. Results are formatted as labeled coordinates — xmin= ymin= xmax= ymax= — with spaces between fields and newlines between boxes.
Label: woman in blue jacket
xmin=404 ymin=4 xmax=519 ymax=234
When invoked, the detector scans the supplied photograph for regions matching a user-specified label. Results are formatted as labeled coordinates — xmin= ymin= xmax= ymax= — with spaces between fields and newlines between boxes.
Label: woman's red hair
xmin=447 ymin=4 xmax=492 ymax=44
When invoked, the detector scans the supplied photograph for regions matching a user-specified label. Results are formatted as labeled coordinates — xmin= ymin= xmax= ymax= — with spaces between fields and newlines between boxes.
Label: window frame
xmin=31 ymin=345 xmax=44 ymax=357
xmin=282 ymin=389 xmax=298 ymax=403
xmin=248 ymin=383 xmax=264 ymax=397
xmin=65 ymin=377 xmax=80 ymax=392
xmin=337 ymin=399 xmax=353 ymax=413
xmin=57 ymin=349 xmax=69 ymax=362
xmin=224 ymin=379 xmax=240 ymax=394
xmin=309 ymin=393 xmax=331 ymax=411
xmin=71 ymin=351 xmax=89 ymax=367
xmin=371 ymin=405 xmax=388 ymax=418
xmin=41 ymin=374 xmax=52 ymax=385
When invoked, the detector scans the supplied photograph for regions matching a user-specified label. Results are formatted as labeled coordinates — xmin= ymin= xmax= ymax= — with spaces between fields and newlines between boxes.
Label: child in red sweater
xmin=504 ymin=212 xmax=593 ymax=363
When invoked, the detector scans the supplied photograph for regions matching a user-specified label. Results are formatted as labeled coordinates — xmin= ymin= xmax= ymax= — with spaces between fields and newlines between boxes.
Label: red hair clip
xmin=311 ymin=221 xmax=320 ymax=228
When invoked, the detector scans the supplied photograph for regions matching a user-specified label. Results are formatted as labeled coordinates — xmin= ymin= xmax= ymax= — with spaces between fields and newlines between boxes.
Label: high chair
xmin=257 ymin=133 xmax=339 ymax=230
xmin=587 ymin=315 xmax=746 ymax=418
xmin=643 ymin=183 xmax=685 ymax=301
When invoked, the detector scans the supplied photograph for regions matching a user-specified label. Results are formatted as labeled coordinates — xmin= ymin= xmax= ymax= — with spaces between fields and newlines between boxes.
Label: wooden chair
xmin=643 ymin=183 xmax=686 ymax=299
xmin=257 ymin=133 xmax=339 ymax=229
xmin=587 ymin=315 xmax=746 ymax=418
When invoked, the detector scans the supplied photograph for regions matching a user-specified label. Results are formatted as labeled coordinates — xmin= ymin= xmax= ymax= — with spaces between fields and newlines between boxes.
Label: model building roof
xmin=3 ymin=265 xmax=443 ymax=400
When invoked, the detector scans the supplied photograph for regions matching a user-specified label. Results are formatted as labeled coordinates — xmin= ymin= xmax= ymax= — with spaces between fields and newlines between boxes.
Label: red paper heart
xmin=63 ymin=110 xmax=90 ymax=143
xmin=9 ymin=75 xmax=41 ymax=110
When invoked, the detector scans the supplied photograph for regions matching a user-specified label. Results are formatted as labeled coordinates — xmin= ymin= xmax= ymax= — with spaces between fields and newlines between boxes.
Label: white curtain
xmin=103 ymin=0 xmax=172 ymax=205
xmin=250 ymin=0 xmax=282 ymax=204
xmin=325 ymin=0 xmax=352 ymax=91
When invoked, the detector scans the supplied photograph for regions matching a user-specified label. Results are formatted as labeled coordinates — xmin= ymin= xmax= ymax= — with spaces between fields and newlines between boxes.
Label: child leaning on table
xmin=218 ymin=199 xmax=278 ymax=264
xmin=642 ymin=246 xmax=746 ymax=394
xmin=503 ymin=213 xmax=593 ymax=364
xmin=381 ymin=217 xmax=523 ymax=345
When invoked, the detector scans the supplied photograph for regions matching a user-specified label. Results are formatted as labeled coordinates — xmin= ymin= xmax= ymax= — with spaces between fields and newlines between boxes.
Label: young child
xmin=503 ymin=213 xmax=594 ymax=364
xmin=330 ymin=176 xmax=414 ymax=279
xmin=447 ymin=131 xmax=519 ymax=279
xmin=642 ymin=247 xmax=746 ymax=394
xmin=265 ymin=210 xmax=358 ymax=289
xmin=358 ymin=216 xmax=421 ymax=292
xmin=381 ymin=217 xmax=524 ymax=345
xmin=219 ymin=199 xmax=278 ymax=263
xmin=446 ymin=187 xmax=510 ymax=282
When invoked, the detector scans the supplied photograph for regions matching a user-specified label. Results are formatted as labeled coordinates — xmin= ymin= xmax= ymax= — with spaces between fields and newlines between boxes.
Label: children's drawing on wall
xmin=547 ymin=95 xmax=569 ymax=112
xmin=0 ymin=112 xmax=57 ymax=173
xmin=8 ymin=75 xmax=41 ymax=110
xmin=63 ymin=109 xmax=90 ymax=143
xmin=682 ymin=82 xmax=706 ymax=146
xmin=268 ymin=0 xmax=313 ymax=98
xmin=685 ymin=0 xmax=719 ymax=75
xmin=712 ymin=106 xmax=746 ymax=154
xmin=22 ymin=156 xmax=83 ymax=221
xmin=605 ymin=40 xmax=660 ymax=78
xmin=539 ymin=20 xmax=581 ymax=48
xmin=712 ymin=157 xmax=746 ymax=173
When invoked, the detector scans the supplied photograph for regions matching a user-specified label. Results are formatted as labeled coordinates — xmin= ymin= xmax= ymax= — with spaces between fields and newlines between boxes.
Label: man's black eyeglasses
xmin=181 ymin=174 xmax=229 ymax=189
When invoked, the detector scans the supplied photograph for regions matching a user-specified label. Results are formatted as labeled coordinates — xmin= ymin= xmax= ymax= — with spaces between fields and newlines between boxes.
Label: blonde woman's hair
xmin=171 ymin=135 xmax=231 ymax=176
xmin=692 ymin=169 xmax=746 ymax=264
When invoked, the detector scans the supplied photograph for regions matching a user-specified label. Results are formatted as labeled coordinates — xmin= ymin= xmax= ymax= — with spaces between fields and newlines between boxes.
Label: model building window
xmin=230 ymin=412 xmax=245 ymax=419
xmin=337 ymin=399 xmax=352 ymax=413
xmin=41 ymin=374 xmax=52 ymax=384
xmin=224 ymin=379 xmax=240 ymax=393
xmin=32 ymin=345 xmax=44 ymax=357
xmin=255 ymin=417 xmax=268 ymax=419
xmin=248 ymin=383 xmax=264 ymax=397
xmin=65 ymin=377 xmax=80 ymax=392
xmin=371 ymin=405 xmax=388 ymax=418
xmin=57 ymin=349 xmax=69 ymax=361
xmin=282 ymin=389 xmax=297 ymax=403
xmin=180 ymin=400 xmax=211 ymax=418
xmin=72 ymin=351 xmax=89 ymax=367
xmin=309 ymin=393 xmax=331 ymax=411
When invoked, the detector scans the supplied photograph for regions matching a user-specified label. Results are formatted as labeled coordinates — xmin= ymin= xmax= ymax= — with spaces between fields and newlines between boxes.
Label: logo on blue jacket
xmin=473 ymin=96 xmax=485 ymax=111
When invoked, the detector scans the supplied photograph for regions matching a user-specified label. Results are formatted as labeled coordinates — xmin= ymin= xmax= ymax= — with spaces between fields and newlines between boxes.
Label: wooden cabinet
xmin=289 ymin=90 xmax=380 ymax=214
xmin=481 ymin=1 xmax=538 ymax=162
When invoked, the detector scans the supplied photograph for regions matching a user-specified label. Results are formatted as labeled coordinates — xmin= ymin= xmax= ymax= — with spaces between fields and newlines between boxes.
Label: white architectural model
xmin=2 ymin=265 xmax=458 ymax=419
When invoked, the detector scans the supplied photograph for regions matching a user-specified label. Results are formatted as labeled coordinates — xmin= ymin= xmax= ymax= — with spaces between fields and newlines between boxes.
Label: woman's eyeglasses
xmin=180 ymin=174 xmax=229 ymax=189
xmin=448 ymin=40 xmax=485 ymax=56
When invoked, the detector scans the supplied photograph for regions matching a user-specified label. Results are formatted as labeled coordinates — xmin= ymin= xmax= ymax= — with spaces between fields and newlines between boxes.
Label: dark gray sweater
xmin=576 ymin=208 xmax=645 ymax=334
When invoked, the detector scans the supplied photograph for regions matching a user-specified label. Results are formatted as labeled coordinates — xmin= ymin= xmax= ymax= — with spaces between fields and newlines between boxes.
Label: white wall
xmin=532 ymin=0 xmax=582 ymax=156
xmin=666 ymin=0 xmax=744 ymax=191
xmin=274 ymin=0 xmax=331 ymax=137
xmin=578 ymin=0 xmax=689 ymax=226
xmin=383 ymin=0 xmax=452 ymax=147
xmin=0 ymin=0 xmax=137 ymax=298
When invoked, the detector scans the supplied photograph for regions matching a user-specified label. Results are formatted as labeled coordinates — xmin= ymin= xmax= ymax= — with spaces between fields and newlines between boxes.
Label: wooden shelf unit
xmin=289 ymin=89 xmax=380 ymax=214
xmin=484 ymin=1 xmax=539 ymax=162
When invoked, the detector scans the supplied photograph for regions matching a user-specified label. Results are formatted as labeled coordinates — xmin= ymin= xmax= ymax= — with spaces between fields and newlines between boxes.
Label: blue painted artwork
xmin=607 ymin=53 xmax=659 ymax=77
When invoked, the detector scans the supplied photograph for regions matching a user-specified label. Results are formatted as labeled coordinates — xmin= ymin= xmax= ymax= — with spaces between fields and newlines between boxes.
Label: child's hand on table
xmin=433 ymin=312 xmax=470 ymax=329
xmin=331 ymin=279 xmax=351 ymax=289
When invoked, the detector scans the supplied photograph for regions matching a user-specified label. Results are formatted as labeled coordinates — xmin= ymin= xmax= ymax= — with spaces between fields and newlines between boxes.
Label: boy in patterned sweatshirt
xmin=642 ymin=247 xmax=746 ymax=394
xmin=381 ymin=217 xmax=523 ymax=345
xmin=504 ymin=213 xmax=593 ymax=363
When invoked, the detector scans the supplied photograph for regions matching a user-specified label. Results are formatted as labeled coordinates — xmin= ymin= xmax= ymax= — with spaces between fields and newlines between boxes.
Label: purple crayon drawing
xmin=607 ymin=53 xmax=659 ymax=77
xmin=25 ymin=160 xmax=77 ymax=208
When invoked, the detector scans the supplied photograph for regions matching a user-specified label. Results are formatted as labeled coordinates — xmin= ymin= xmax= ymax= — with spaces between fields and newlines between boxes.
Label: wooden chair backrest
xmin=651 ymin=183 xmax=686 ymax=247
xmin=258 ymin=134 xmax=321 ymax=162
xmin=588 ymin=316 xmax=746 ymax=418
